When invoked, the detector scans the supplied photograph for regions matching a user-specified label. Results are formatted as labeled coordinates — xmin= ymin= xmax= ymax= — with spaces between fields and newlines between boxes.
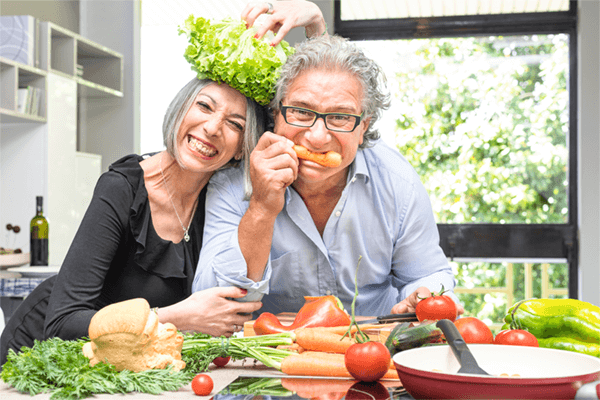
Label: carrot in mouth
xmin=293 ymin=145 xmax=342 ymax=168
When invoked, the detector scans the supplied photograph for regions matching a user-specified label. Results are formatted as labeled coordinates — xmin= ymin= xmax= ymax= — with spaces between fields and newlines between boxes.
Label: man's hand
xmin=248 ymin=132 xmax=297 ymax=217
xmin=390 ymin=286 xmax=465 ymax=315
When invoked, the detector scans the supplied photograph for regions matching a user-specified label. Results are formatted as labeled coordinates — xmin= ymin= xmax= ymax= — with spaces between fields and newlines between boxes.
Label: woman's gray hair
xmin=162 ymin=77 xmax=267 ymax=198
xmin=270 ymin=35 xmax=391 ymax=148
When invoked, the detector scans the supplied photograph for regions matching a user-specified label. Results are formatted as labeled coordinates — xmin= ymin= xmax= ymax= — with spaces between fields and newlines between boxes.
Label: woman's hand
xmin=162 ymin=287 xmax=262 ymax=337
xmin=242 ymin=0 xmax=327 ymax=46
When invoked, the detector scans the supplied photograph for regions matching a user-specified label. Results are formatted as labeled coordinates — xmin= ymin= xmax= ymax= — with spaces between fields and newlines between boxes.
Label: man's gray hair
xmin=270 ymin=35 xmax=391 ymax=148
xmin=162 ymin=78 xmax=267 ymax=197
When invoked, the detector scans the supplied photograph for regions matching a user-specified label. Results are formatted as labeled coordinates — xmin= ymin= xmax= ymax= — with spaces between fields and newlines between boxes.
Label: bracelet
xmin=306 ymin=22 xmax=328 ymax=38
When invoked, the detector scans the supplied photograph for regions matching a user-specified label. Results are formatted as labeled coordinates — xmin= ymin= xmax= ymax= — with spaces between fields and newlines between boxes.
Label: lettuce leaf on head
xmin=179 ymin=16 xmax=295 ymax=106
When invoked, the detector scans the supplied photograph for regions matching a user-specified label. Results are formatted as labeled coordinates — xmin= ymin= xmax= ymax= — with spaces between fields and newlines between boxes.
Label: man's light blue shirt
xmin=193 ymin=141 xmax=458 ymax=316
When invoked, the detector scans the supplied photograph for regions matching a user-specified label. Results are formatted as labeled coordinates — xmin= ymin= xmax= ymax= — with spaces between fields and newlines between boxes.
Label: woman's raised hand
xmin=242 ymin=0 xmax=327 ymax=46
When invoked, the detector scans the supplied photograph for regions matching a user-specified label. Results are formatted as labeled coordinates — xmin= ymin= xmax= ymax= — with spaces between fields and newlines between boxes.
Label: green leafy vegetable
xmin=0 ymin=337 xmax=193 ymax=400
xmin=182 ymin=331 xmax=296 ymax=372
xmin=178 ymin=16 xmax=295 ymax=105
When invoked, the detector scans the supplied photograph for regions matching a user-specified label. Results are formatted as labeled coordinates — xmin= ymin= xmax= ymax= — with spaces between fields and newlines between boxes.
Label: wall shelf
xmin=1 ymin=17 xmax=123 ymax=267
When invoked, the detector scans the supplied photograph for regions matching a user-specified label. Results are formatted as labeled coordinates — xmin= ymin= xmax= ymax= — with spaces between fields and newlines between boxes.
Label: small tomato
xmin=212 ymin=356 xmax=231 ymax=367
xmin=454 ymin=317 xmax=494 ymax=344
xmin=191 ymin=374 xmax=213 ymax=396
xmin=494 ymin=329 xmax=539 ymax=347
xmin=344 ymin=341 xmax=391 ymax=382
xmin=415 ymin=287 xmax=458 ymax=322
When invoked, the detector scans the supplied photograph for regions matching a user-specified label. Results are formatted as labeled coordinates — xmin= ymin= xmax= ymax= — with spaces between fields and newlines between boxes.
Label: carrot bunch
xmin=280 ymin=257 xmax=399 ymax=381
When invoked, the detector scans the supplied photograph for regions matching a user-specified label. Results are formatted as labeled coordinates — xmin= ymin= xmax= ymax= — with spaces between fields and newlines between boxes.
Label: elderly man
xmin=193 ymin=35 xmax=464 ymax=318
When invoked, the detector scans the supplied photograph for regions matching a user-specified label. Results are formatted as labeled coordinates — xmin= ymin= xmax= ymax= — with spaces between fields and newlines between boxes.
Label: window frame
xmin=333 ymin=0 xmax=579 ymax=298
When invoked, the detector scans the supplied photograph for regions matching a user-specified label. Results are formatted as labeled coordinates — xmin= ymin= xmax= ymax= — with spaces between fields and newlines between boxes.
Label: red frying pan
xmin=393 ymin=344 xmax=600 ymax=399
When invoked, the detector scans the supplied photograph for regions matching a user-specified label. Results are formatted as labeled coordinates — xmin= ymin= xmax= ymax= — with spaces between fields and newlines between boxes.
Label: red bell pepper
xmin=253 ymin=295 xmax=351 ymax=335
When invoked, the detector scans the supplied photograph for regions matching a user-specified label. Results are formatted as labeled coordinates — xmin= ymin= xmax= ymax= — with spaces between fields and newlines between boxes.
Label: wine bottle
xmin=30 ymin=196 xmax=49 ymax=266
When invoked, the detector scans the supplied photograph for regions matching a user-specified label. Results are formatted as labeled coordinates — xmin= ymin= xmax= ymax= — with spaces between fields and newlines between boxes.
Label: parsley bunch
xmin=1 ymin=337 xmax=193 ymax=400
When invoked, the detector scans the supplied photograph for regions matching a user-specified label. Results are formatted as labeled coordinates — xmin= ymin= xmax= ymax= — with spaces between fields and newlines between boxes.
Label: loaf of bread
xmin=82 ymin=298 xmax=186 ymax=372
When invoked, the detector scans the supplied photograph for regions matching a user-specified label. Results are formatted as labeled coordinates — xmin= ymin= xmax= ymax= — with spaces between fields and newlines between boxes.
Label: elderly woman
xmin=1 ymin=0 xmax=328 ymax=366
xmin=194 ymin=35 xmax=465 ymax=318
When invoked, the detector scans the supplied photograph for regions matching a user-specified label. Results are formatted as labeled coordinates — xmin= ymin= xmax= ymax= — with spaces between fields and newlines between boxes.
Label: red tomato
xmin=212 ymin=356 xmax=231 ymax=367
xmin=344 ymin=342 xmax=391 ymax=382
xmin=454 ymin=317 xmax=494 ymax=344
xmin=415 ymin=291 xmax=458 ymax=322
xmin=494 ymin=329 xmax=539 ymax=347
xmin=191 ymin=374 xmax=213 ymax=396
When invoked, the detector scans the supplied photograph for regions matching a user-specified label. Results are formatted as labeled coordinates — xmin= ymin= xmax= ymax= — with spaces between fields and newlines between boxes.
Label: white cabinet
xmin=0 ymin=20 xmax=123 ymax=266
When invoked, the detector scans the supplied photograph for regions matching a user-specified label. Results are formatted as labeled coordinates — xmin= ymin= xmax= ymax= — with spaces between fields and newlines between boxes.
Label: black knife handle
xmin=377 ymin=312 xmax=417 ymax=322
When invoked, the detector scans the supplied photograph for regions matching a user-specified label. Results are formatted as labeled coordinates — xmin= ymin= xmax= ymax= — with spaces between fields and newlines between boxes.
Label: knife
xmin=357 ymin=312 xmax=418 ymax=324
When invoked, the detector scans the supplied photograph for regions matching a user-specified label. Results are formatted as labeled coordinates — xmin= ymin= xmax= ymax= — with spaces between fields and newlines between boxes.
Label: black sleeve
xmin=44 ymin=171 xmax=133 ymax=340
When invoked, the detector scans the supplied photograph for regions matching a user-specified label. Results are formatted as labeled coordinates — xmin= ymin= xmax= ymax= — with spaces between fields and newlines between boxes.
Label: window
xmin=334 ymin=0 xmax=578 ymax=326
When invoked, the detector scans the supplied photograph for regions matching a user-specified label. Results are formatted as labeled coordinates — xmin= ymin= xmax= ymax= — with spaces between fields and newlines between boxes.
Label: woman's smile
xmin=187 ymin=135 xmax=218 ymax=158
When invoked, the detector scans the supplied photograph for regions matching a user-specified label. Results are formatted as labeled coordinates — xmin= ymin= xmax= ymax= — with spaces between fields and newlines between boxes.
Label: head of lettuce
xmin=179 ymin=16 xmax=295 ymax=106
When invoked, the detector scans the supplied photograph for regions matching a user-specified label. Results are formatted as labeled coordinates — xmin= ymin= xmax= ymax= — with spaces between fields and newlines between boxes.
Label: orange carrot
xmin=293 ymin=145 xmax=342 ymax=168
xmin=277 ymin=343 xmax=305 ymax=353
xmin=295 ymin=327 xmax=355 ymax=354
xmin=281 ymin=351 xmax=399 ymax=380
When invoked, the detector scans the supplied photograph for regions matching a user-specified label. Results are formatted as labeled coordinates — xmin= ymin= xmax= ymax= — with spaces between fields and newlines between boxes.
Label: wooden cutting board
xmin=243 ymin=313 xmax=397 ymax=343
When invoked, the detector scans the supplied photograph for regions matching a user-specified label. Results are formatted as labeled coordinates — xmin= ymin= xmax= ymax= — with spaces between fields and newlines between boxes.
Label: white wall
xmin=79 ymin=0 xmax=141 ymax=172
xmin=578 ymin=0 xmax=600 ymax=307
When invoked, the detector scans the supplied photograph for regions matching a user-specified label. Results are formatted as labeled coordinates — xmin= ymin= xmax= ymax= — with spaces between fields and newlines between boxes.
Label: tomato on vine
xmin=415 ymin=285 xmax=458 ymax=322
xmin=345 ymin=341 xmax=391 ymax=382
xmin=342 ymin=256 xmax=392 ymax=382
xmin=494 ymin=329 xmax=539 ymax=347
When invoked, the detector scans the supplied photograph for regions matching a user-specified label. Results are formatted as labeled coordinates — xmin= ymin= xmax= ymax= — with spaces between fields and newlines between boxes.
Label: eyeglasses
xmin=280 ymin=102 xmax=363 ymax=133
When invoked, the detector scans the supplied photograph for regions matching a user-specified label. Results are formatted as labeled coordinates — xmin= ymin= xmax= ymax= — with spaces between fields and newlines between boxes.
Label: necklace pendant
xmin=184 ymin=231 xmax=190 ymax=242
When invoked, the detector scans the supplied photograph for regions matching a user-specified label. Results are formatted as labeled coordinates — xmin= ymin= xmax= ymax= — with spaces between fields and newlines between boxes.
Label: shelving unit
xmin=0 ymin=18 xmax=123 ymax=267
xmin=0 ymin=57 xmax=47 ymax=123
xmin=42 ymin=22 xmax=123 ymax=98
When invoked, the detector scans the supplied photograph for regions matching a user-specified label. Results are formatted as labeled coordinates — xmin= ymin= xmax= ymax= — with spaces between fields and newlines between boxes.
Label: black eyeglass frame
xmin=279 ymin=102 xmax=364 ymax=132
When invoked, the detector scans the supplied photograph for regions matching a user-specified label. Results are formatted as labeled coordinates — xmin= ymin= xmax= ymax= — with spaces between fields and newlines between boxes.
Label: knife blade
xmin=357 ymin=312 xmax=418 ymax=324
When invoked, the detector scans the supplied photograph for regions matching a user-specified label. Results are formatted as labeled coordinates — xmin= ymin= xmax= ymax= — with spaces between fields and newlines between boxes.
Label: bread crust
xmin=83 ymin=298 xmax=185 ymax=372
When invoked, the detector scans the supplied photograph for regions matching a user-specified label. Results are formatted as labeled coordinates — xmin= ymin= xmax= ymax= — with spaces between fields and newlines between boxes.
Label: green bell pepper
xmin=503 ymin=299 xmax=600 ymax=344
xmin=537 ymin=337 xmax=600 ymax=358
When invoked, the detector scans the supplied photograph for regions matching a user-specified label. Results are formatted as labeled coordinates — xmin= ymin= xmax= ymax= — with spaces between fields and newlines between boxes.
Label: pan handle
xmin=574 ymin=380 xmax=600 ymax=400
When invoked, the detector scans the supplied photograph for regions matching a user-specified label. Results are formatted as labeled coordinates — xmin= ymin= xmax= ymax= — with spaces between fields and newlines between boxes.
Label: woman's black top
xmin=1 ymin=153 xmax=206 ymax=364
xmin=45 ymin=153 xmax=206 ymax=339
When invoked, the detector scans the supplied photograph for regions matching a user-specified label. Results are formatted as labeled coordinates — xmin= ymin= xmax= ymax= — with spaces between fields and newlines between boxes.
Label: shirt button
xmin=326 ymin=290 xmax=332 ymax=295
xmin=335 ymin=211 xmax=341 ymax=217
xmin=351 ymin=177 xmax=356 ymax=183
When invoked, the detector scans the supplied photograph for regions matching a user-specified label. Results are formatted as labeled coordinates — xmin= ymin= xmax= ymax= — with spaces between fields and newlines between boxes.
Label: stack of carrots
xmin=278 ymin=324 xmax=399 ymax=380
